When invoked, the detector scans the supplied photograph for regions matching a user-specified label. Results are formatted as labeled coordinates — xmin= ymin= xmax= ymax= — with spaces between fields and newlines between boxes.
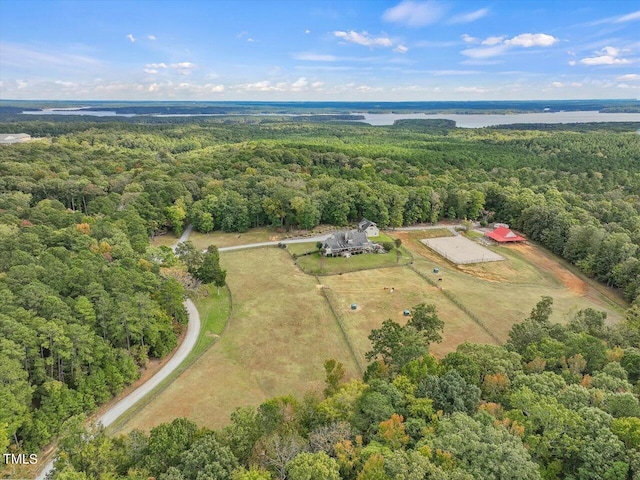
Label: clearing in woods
xmin=126 ymin=226 xmax=626 ymax=433
xmin=121 ymin=248 xmax=360 ymax=433
xmin=390 ymin=230 xmax=626 ymax=343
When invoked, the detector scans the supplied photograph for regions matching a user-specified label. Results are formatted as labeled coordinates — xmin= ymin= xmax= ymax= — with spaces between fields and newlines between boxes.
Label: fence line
xmin=408 ymin=265 xmax=502 ymax=344
xmin=316 ymin=275 xmax=365 ymax=375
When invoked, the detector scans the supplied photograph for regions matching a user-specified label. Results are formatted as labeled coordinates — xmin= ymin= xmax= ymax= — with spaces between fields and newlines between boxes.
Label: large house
xmin=321 ymin=218 xmax=380 ymax=257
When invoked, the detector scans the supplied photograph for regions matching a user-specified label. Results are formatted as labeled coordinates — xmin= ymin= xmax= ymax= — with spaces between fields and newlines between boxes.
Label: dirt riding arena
xmin=421 ymin=235 xmax=505 ymax=265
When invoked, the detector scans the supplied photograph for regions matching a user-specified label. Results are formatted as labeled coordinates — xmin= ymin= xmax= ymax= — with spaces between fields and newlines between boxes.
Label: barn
xmin=485 ymin=226 xmax=526 ymax=243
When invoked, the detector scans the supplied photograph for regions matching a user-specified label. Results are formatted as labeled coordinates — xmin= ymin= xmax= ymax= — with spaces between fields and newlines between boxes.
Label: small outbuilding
xmin=351 ymin=304 xmax=358 ymax=310
xmin=485 ymin=226 xmax=526 ymax=243
xmin=358 ymin=218 xmax=379 ymax=237
xmin=403 ymin=310 xmax=411 ymax=316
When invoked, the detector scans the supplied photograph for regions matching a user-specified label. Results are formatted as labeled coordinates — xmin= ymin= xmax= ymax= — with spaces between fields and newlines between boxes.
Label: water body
xmin=21 ymin=109 xmax=640 ymax=127
xmin=355 ymin=111 xmax=640 ymax=127
xmin=22 ymin=109 xmax=135 ymax=117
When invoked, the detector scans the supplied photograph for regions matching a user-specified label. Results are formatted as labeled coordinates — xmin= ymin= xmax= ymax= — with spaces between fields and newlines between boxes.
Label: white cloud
xmin=382 ymin=0 xmax=447 ymax=27
xmin=148 ymin=35 xmax=156 ymax=41
xmin=145 ymin=63 xmax=167 ymax=69
xmin=568 ymin=60 xmax=577 ymax=66
xmin=127 ymin=34 xmax=136 ymax=43
xmin=614 ymin=10 xmax=640 ymax=23
xmin=449 ymin=8 xmax=489 ymax=24
xmin=148 ymin=83 xmax=160 ymax=92
xmin=551 ymin=81 xmax=583 ymax=88
xmin=169 ymin=62 xmax=197 ymax=75
xmin=580 ymin=46 xmax=631 ymax=65
xmin=394 ymin=44 xmax=409 ymax=53
xmin=356 ymin=85 xmax=384 ymax=93
xmin=618 ymin=73 xmax=640 ymax=81
xmin=305 ymin=29 xmax=311 ymax=34
xmin=293 ymin=52 xmax=338 ymax=62
xmin=482 ymin=36 xmax=505 ymax=46
xmin=461 ymin=33 xmax=558 ymax=58
xmin=333 ymin=31 xmax=393 ymax=48
xmin=505 ymin=33 xmax=558 ymax=48
xmin=233 ymin=80 xmax=305 ymax=93
xmin=455 ymin=86 xmax=488 ymax=93
xmin=171 ymin=62 xmax=196 ymax=69
xmin=54 ymin=80 xmax=77 ymax=87
xmin=291 ymin=77 xmax=308 ymax=91
xmin=144 ymin=69 xmax=158 ymax=74
xmin=461 ymin=34 xmax=479 ymax=44
xmin=461 ymin=44 xmax=509 ymax=58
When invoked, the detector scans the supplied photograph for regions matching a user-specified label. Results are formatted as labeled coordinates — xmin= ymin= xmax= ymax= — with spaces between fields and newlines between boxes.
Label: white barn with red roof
xmin=485 ymin=226 xmax=526 ymax=243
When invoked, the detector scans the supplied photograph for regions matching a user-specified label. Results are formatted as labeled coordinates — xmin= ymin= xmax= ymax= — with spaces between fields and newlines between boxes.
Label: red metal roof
xmin=484 ymin=226 xmax=526 ymax=242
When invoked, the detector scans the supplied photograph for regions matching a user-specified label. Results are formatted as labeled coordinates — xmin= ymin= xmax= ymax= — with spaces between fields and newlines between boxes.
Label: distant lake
xmin=21 ymin=109 xmax=640 ymax=127
xmin=355 ymin=111 xmax=640 ymax=127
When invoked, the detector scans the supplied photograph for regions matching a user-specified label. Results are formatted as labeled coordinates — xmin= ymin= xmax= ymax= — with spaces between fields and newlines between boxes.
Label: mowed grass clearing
xmin=121 ymin=247 xmax=360 ymax=433
xmin=391 ymin=230 xmax=626 ymax=344
xmin=321 ymin=267 xmax=498 ymax=361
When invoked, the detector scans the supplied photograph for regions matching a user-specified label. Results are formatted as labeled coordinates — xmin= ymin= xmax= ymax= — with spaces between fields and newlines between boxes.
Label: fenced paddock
xmin=421 ymin=235 xmax=505 ymax=265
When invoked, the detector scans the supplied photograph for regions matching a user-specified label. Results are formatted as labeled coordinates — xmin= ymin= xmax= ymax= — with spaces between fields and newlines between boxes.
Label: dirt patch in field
xmin=510 ymin=243 xmax=587 ymax=296
xmin=456 ymin=264 xmax=507 ymax=282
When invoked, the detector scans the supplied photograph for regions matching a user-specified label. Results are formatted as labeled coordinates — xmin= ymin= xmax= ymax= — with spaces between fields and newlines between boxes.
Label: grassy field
xmin=321 ymin=266 xmax=499 ymax=361
xmin=121 ymin=248 xmax=360 ymax=433
xmin=286 ymin=241 xmax=319 ymax=256
xmin=390 ymin=230 xmax=626 ymax=343
xmin=190 ymin=287 xmax=231 ymax=358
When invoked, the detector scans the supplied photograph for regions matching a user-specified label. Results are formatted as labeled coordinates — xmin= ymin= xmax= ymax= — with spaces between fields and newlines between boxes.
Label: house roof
xmin=323 ymin=229 xmax=370 ymax=250
xmin=485 ymin=226 xmax=526 ymax=242
xmin=358 ymin=218 xmax=376 ymax=231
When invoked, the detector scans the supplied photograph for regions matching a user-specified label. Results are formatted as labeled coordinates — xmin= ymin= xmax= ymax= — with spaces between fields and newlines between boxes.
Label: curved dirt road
xmin=35 ymin=299 xmax=201 ymax=479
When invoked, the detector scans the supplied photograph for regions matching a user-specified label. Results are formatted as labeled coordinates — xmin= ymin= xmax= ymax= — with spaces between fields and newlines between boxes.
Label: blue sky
xmin=0 ymin=0 xmax=638 ymax=100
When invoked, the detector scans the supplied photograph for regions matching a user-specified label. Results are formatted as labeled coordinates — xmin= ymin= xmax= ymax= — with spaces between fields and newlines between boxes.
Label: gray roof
xmin=323 ymin=229 xmax=370 ymax=250
xmin=358 ymin=218 xmax=376 ymax=231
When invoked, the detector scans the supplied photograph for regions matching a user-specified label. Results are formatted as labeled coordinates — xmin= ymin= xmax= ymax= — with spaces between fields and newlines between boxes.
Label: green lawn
xmin=296 ymin=248 xmax=412 ymax=275
xmin=190 ymin=286 xmax=231 ymax=359
xmin=287 ymin=242 xmax=319 ymax=256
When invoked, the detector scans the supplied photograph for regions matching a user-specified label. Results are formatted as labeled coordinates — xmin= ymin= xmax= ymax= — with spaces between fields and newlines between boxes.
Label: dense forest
xmin=0 ymin=118 xmax=639 ymax=477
